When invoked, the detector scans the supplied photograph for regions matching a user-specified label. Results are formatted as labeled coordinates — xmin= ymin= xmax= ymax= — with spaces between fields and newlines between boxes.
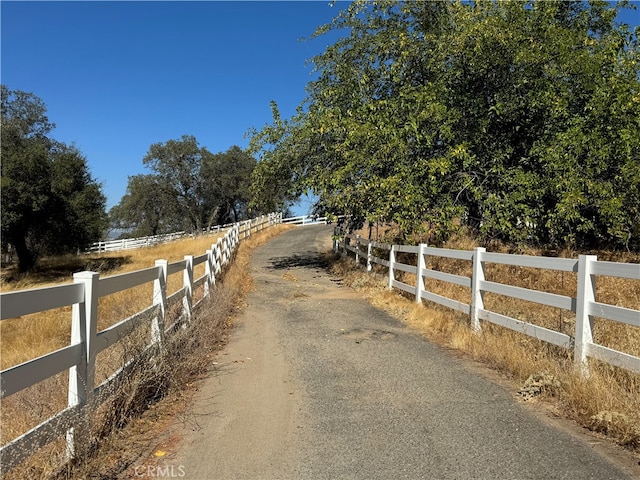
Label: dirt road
xmin=158 ymin=225 xmax=638 ymax=479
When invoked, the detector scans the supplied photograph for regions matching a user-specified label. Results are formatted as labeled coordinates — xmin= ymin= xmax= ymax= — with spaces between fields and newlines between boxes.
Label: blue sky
xmin=2 ymin=1 xmax=639 ymax=216
xmin=1 ymin=1 xmax=346 ymax=214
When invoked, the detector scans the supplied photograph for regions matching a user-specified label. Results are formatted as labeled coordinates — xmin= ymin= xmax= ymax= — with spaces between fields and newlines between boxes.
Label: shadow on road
xmin=266 ymin=252 xmax=329 ymax=270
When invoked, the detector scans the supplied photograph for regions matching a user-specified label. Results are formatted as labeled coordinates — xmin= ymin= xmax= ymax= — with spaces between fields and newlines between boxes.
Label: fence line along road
xmin=0 ymin=213 xmax=292 ymax=473
xmin=334 ymin=227 xmax=640 ymax=377
xmin=88 ymin=213 xmax=287 ymax=253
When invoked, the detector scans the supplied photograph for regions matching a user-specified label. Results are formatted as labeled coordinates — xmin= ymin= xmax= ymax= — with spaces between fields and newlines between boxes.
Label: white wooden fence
xmin=281 ymin=214 xmax=328 ymax=226
xmin=334 ymin=228 xmax=640 ymax=376
xmin=89 ymin=213 xmax=283 ymax=253
xmin=0 ymin=213 xmax=282 ymax=472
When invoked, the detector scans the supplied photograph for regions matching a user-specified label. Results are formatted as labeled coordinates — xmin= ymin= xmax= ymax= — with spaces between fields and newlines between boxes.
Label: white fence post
xmin=66 ymin=271 xmax=99 ymax=460
xmin=152 ymin=260 xmax=168 ymax=345
xmin=183 ymin=255 xmax=193 ymax=324
xmin=470 ymin=247 xmax=486 ymax=333
xmin=211 ymin=243 xmax=220 ymax=283
xmin=575 ymin=255 xmax=597 ymax=376
xmin=415 ymin=244 xmax=426 ymax=303
xmin=205 ymin=249 xmax=214 ymax=294
xmin=223 ymin=236 xmax=230 ymax=265
xmin=367 ymin=241 xmax=372 ymax=272
xmin=388 ymin=245 xmax=396 ymax=289
xmin=355 ymin=235 xmax=361 ymax=265
xmin=214 ymin=240 xmax=223 ymax=276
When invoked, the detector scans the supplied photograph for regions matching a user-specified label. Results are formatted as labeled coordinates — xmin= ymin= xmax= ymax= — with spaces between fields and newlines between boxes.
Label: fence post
xmin=210 ymin=244 xmax=219 ymax=284
xmin=67 ymin=271 xmax=99 ymax=460
xmin=222 ymin=236 xmax=229 ymax=266
xmin=367 ymin=241 xmax=373 ymax=272
xmin=204 ymin=250 xmax=214 ymax=295
xmin=388 ymin=245 xmax=396 ymax=289
xmin=470 ymin=247 xmax=486 ymax=333
xmin=183 ymin=255 xmax=193 ymax=325
xmin=215 ymin=239 xmax=223 ymax=275
xmin=415 ymin=244 xmax=426 ymax=303
xmin=333 ymin=226 xmax=339 ymax=254
xmin=575 ymin=255 xmax=597 ymax=376
xmin=355 ymin=235 xmax=361 ymax=265
xmin=152 ymin=260 xmax=168 ymax=345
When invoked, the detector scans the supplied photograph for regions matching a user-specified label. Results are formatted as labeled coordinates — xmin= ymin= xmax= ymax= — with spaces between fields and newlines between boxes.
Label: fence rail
xmin=88 ymin=213 xmax=284 ymax=253
xmin=0 ymin=213 xmax=283 ymax=472
xmin=334 ymin=228 xmax=640 ymax=376
xmin=281 ymin=214 xmax=328 ymax=226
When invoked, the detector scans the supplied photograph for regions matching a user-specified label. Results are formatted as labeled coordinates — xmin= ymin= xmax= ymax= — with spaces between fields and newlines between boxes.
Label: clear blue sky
xmin=2 ymin=1 xmax=639 ymax=216
xmin=1 ymin=1 xmax=346 ymax=214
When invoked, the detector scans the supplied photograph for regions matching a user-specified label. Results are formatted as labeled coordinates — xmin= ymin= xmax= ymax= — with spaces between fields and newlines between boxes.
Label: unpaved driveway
xmin=159 ymin=225 xmax=637 ymax=479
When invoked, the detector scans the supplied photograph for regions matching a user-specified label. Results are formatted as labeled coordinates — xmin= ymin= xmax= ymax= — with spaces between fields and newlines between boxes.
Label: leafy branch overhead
xmin=249 ymin=0 xmax=640 ymax=250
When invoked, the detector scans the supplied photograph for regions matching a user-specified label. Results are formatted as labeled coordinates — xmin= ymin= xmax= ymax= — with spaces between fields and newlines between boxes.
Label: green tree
xmin=249 ymin=0 xmax=640 ymax=249
xmin=142 ymin=135 xmax=214 ymax=234
xmin=248 ymin=102 xmax=306 ymax=215
xmin=1 ymin=85 xmax=107 ymax=271
xmin=109 ymin=174 xmax=179 ymax=237
xmin=202 ymin=145 xmax=256 ymax=224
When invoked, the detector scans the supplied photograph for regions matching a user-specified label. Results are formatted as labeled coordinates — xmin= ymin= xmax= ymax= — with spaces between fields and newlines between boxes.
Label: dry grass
xmin=0 ymin=225 xmax=293 ymax=478
xmin=0 ymin=233 xmax=228 ymax=370
xmin=331 ymin=228 xmax=640 ymax=453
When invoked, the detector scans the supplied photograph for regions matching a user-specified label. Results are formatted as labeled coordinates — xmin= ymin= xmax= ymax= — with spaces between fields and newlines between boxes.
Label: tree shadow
xmin=1 ymin=255 xmax=132 ymax=285
xmin=267 ymin=252 xmax=329 ymax=271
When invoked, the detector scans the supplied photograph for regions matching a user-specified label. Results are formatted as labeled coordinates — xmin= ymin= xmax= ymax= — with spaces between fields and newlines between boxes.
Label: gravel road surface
xmin=167 ymin=225 xmax=638 ymax=480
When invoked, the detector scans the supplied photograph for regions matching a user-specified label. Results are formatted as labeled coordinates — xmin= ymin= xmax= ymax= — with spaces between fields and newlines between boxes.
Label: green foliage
xmin=1 ymin=85 xmax=108 ymax=271
xmin=111 ymin=139 xmax=256 ymax=235
xmin=141 ymin=135 xmax=212 ymax=234
xmin=249 ymin=0 xmax=640 ymax=250
xmin=202 ymin=145 xmax=256 ymax=223
xmin=109 ymin=174 xmax=178 ymax=237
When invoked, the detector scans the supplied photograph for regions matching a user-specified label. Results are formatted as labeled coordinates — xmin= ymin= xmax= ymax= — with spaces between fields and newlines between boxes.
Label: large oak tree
xmin=1 ymin=85 xmax=107 ymax=271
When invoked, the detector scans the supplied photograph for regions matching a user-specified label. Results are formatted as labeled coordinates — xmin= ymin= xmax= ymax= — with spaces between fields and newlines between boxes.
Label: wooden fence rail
xmin=0 ymin=213 xmax=282 ymax=472
xmin=334 ymin=228 xmax=640 ymax=376
xmin=89 ymin=213 xmax=283 ymax=253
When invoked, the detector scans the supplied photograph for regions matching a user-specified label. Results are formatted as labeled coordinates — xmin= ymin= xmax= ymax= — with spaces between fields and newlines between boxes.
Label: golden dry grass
xmin=0 ymin=226 xmax=294 ymax=477
xmin=332 ymin=228 xmax=640 ymax=452
xmin=0 ymin=233 xmax=228 ymax=370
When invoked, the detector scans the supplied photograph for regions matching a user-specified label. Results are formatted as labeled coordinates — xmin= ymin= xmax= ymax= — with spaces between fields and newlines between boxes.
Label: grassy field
xmin=0 ymin=226 xmax=292 ymax=478
xmin=0 ymin=234 xmax=229 ymax=370
xmin=332 ymin=226 xmax=640 ymax=454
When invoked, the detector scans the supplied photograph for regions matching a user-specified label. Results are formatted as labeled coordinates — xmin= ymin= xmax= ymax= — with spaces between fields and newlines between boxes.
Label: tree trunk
xmin=12 ymin=235 xmax=35 ymax=272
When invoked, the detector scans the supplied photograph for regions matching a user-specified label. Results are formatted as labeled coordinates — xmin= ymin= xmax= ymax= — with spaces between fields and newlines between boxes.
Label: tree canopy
xmin=1 ymin=85 xmax=108 ymax=271
xmin=249 ymin=0 xmax=640 ymax=250
xmin=110 ymin=140 xmax=256 ymax=236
